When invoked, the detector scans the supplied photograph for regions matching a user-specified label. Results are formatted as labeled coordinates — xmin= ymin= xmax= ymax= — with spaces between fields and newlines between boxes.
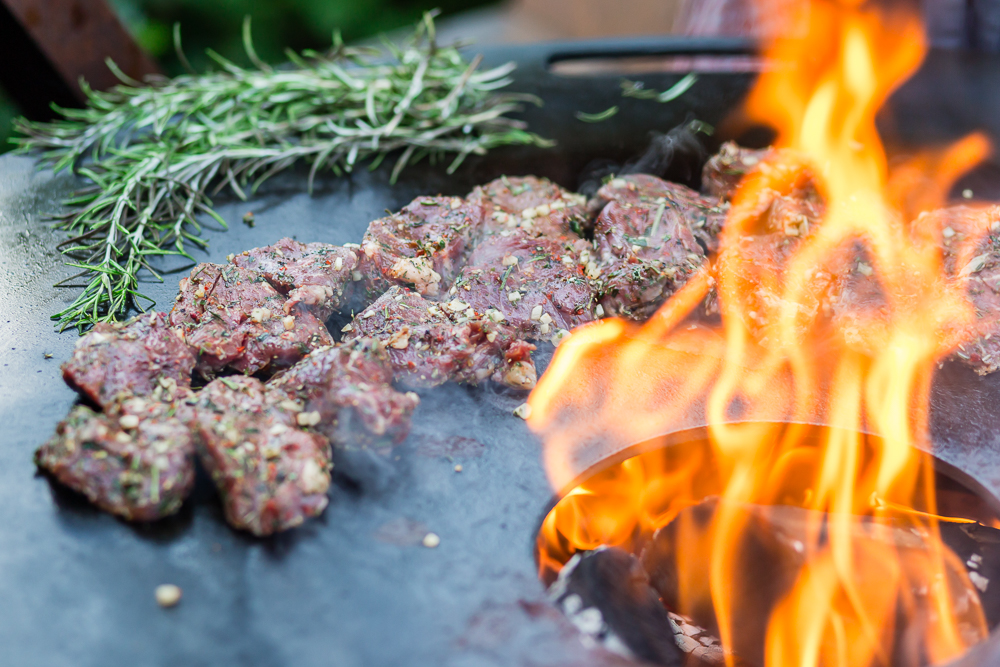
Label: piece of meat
xmin=597 ymin=174 xmax=729 ymax=254
xmin=34 ymin=396 xmax=196 ymax=521
xmin=266 ymin=341 xmax=420 ymax=448
xmin=701 ymin=141 xmax=772 ymax=200
xmin=910 ymin=205 xmax=1000 ymax=374
xmin=345 ymin=285 xmax=537 ymax=389
xmin=452 ymin=230 xmax=598 ymax=342
xmin=230 ymin=238 xmax=361 ymax=321
xmin=191 ymin=375 xmax=332 ymax=536
xmin=467 ymin=175 xmax=591 ymax=238
xmin=359 ymin=195 xmax=483 ymax=298
xmin=169 ymin=263 xmax=333 ymax=378
xmin=61 ymin=311 xmax=195 ymax=409
xmin=592 ymin=198 xmax=707 ymax=320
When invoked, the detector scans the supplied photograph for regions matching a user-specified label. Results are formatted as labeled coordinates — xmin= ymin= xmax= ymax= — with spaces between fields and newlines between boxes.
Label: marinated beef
xmin=345 ymin=285 xmax=537 ymax=389
xmin=597 ymin=174 xmax=728 ymax=253
xmin=592 ymin=197 xmax=707 ymax=320
xmin=192 ymin=375 xmax=332 ymax=536
xmin=62 ymin=311 xmax=195 ymax=409
xmin=701 ymin=141 xmax=772 ymax=200
xmin=230 ymin=238 xmax=361 ymax=320
xmin=266 ymin=341 xmax=420 ymax=448
xmin=467 ymin=175 xmax=591 ymax=239
xmin=35 ymin=396 xmax=196 ymax=521
xmin=169 ymin=263 xmax=333 ymax=378
xmin=359 ymin=195 xmax=483 ymax=298
xmin=452 ymin=230 xmax=597 ymax=342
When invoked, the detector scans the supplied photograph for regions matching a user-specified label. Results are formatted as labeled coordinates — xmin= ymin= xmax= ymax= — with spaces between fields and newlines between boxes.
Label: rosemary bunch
xmin=15 ymin=12 xmax=549 ymax=331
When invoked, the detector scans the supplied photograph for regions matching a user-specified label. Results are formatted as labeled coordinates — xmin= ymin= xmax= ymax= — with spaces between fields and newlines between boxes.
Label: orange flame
xmin=531 ymin=1 xmax=993 ymax=666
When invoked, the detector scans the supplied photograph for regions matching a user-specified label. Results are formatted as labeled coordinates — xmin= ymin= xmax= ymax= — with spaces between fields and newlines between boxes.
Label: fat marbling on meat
xmin=170 ymin=262 xmax=333 ymax=378
xmin=61 ymin=311 xmax=195 ymax=409
xmin=345 ymin=285 xmax=537 ymax=389
xmin=230 ymin=238 xmax=361 ymax=320
xmin=35 ymin=395 xmax=196 ymax=521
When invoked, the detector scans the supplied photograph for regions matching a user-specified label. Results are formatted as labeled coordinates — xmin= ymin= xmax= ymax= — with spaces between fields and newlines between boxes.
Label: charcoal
xmin=641 ymin=498 xmax=990 ymax=667
xmin=548 ymin=547 xmax=685 ymax=666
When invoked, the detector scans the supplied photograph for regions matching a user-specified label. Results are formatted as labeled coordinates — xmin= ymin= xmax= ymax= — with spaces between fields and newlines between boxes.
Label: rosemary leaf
xmin=15 ymin=12 xmax=552 ymax=331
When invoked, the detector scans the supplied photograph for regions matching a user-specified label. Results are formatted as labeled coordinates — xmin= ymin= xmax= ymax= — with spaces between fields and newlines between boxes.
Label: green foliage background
xmin=0 ymin=0 xmax=494 ymax=152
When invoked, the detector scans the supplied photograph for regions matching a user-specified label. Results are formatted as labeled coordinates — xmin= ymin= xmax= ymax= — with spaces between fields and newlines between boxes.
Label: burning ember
xmin=531 ymin=1 xmax=998 ymax=665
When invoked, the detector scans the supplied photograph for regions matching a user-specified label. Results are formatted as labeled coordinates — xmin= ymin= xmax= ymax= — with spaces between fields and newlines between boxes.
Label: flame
xmin=531 ymin=1 xmax=994 ymax=666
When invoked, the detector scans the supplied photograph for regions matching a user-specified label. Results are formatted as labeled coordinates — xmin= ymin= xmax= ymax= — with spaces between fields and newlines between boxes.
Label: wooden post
xmin=0 ymin=0 xmax=160 ymax=119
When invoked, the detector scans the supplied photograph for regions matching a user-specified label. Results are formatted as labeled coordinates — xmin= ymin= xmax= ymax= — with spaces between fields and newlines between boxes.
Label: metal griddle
xmin=2 ymin=37 xmax=1000 ymax=667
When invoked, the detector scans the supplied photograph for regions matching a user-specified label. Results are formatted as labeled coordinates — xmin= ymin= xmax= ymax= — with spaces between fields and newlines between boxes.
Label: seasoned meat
xmin=597 ymin=174 xmax=728 ymax=253
xmin=592 ymin=198 xmax=707 ymax=320
xmin=360 ymin=195 xmax=483 ymax=298
xmin=702 ymin=141 xmax=772 ymax=200
xmin=467 ymin=175 xmax=591 ymax=238
xmin=62 ymin=311 xmax=195 ymax=409
xmin=345 ymin=285 xmax=537 ymax=389
xmin=452 ymin=230 xmax=598 ymax=341
xmin=230 ymin=238 xmax=361 ymax=321
xmin=34 ymin=396 xmax=196 ymax=521
xmin=192 ymin=376 xmax=332 ymax=536
xmin=266 ymin=341 xmax=420 ymax=448
xmin=169 ymin=263 xmax=333 ymax=378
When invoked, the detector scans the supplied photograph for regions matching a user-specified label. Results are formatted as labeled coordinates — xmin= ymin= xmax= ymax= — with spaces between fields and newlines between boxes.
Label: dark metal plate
xmin=1 ymin=38 xmax=1000 ymax=667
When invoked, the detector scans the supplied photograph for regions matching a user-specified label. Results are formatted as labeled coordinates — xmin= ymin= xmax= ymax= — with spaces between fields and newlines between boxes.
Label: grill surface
xmin=1 ymin=38 xmax=1000 ymax=667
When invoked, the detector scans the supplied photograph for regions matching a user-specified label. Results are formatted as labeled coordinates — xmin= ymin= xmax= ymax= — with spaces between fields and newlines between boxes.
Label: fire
xmin=531 ymin=1 xmax=994 ymax=666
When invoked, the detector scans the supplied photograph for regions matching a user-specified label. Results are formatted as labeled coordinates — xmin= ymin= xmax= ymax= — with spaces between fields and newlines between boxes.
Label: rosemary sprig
xmin=14 ymin=12 xmax=551 ymax=331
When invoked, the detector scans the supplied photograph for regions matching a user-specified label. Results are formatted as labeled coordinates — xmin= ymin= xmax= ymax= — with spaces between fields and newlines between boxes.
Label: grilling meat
xmin=453 ymin=229 xmax=597 ymax=342
xmin=360 ymin=195 xmax=483 ymax=299
xmin=467 ymin=175 xmax=591 ymax=239
xmin=62 ymin=311 xmax=195 ymax=409
xmin=170 ymin=263 xmax=333 ymax=378
xmin=592 ymin=195 xmax=708 ymax=320
xmin=266 ymin=341 xmax=420 ymax=449
xmin=345 ymin=285 xmax=537 ymax=389
xmin=191 ymin=375 xmax=332 ymax=536
xmin=230 ymin=238 xmax=361 ymax=321
xmin=35 ymin=396 xmax=196 ymax=521
xmin=597 ymin=174 xmax=728 ymax=253
xmin=701 ymin=141 xmax=772 ymax=200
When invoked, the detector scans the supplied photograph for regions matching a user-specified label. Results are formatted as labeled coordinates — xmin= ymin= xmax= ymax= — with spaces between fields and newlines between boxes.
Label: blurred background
xmin=0 ymin=0 xmax=995 ymax=152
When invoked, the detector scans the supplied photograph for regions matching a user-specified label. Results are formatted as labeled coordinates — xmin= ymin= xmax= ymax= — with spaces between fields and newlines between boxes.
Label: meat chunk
xmin=34 ymin=396 xmax=196 ymax=521
xmin=360 ymin=195 xmax=483 ymax=298
xmin=169 ymin=263 xmax=333 ymax=378
xmin=61 ymin=311 xmax=195 ymax=409
xmin=452 ymin=230 xmax=598 ymax=341
xmin=345 ymin=285 xmax=537 ymax=389
xmin=597 ymin=174 xmax=728 ymax=253
xmin=266 ymin=341 xmax=420 ymax=448
xmin=230 ymin=238 xmax=361 ymax=320
xmin=592 ymin=198 xmax=707 ymax=320
xmin=701 ymin=141 xmax=772 ymax=200
xmin=191 ymin=376 xmax=332 ymax=536
xmin=467 ymin=175 xmax=591 ymax=238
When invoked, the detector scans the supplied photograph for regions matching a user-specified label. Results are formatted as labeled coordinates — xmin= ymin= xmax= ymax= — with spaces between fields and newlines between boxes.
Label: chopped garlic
xmin=282 ymin=315 xmax=296 ymax=330
xmin=540 ymin=322 xmax=550 ymax=334
xmin=250 ymin=307 xmax=271 ymax=323
xmin=119 ymin=414 xmax=140 ymax=429
xmin=352 ymin=270 xmax=363 ymax=281
xmin=502 ymin=255 xmax=519 ymax=266
xmin=539 ymin=312 xmax=553 ymax=325
xmin=552 ymin=329 xmax=571 ymax=346
xmin=278 ymin=400 xmax=304 ymax=413
xmin=447 ymin=299 xmax=469 ymax=312
xmin=857 ymin=262 xmax=873 ymax=276
xmin=960 ymin=253 xmax=989 ymax=277
xmin=521 ymin=207 xmax=537 ymax=219
xmin=530 ymin=305 xmax=543 ymax=320
xmin=513 ymin=403 xmax=532 ymax=420
xmin=486 ymin=332 xmax=497 ymax=343
xmin=296 ymin=411 xmax=321 ymax=427
xmin=486 ymin=309 xmax=504 ymax=323
xmin=595 ymin=304 xmax=605 ymax=318
xmin=341 ymin=323 xmax=354 ymax=332
xmin=507 ymin=291 xmax=522 ymax=303
xmin=334 ymin=257 xmax=344 ymax=271
xmin=535 ymin=204 xmax=551 ymax=216
xmin=943 ymin=226 xmax=956 ymax=238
